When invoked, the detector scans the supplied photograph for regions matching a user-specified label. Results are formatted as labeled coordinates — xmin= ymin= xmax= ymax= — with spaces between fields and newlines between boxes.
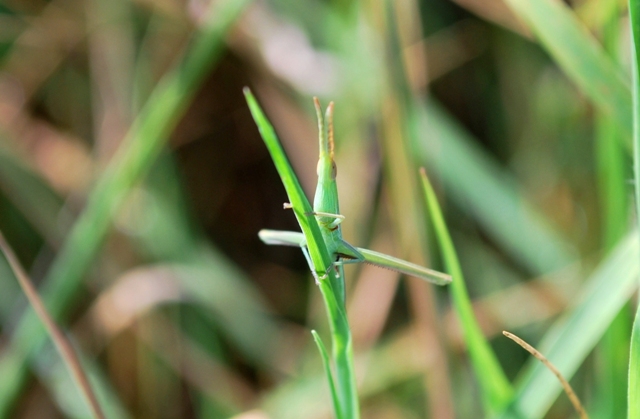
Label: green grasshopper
xmin=259 ymin=98 xmax=451 ymax=303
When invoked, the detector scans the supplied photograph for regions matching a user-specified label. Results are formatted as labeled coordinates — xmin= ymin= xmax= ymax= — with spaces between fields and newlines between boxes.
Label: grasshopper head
xmin=314 ymin=97 xmax=337 ymax=180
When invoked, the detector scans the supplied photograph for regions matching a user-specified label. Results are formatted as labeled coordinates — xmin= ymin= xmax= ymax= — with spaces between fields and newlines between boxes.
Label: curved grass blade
xmin=420 ymin=169 xmax=512 ymax=413
xmin=502 ymin=0 xmax=632 ymax=143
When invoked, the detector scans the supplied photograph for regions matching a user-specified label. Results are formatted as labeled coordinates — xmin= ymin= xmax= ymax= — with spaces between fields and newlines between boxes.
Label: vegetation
xmin=0 ymin=0 xmax=638 ymax=418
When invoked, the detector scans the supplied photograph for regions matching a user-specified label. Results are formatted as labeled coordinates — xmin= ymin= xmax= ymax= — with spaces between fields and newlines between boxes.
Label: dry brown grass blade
xmin=502 ymin=331 xmax=588 ymax=419
xmin=0 ymin=232 xmax=105 ymax=419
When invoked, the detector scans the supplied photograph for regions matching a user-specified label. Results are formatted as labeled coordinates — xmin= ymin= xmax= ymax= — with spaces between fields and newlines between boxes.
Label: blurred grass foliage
xmin=0 ymin=0 xmax=637 ymax=418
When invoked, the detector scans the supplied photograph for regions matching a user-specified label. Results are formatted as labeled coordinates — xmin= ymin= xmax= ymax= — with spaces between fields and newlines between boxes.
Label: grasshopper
xmin=259 ymin=98 xmax=451 ymax=304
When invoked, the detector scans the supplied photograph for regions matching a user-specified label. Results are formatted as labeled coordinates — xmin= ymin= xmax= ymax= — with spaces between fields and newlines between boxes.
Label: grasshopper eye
xmin=331 ymin=161 xmax=337 ymax=179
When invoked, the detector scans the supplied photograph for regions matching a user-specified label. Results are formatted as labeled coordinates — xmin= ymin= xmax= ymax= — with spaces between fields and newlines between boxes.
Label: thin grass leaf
xmin=595 ymin=2 xmax=632 ymax=416
xmin=0 ymin=0 xmax=253 ymax=414
xmin=244 ymin=90 xmax=359 ymax=418
xmin=243 ymin=88 xmax=333 ymax=289
xmin=413 ymin=98 xmax=575 ymax=275
xmin=382 ymin=6 xmax=458 ymax=414
xmin=312 ymin=330 xmax=343 ymax=419
xmin=420 ymin=169 xmax=512 ymax=413
xmin=629 ymin=303 xmax=640 ymax=419
xmin=502 ymin=0 xmax=632 ymax=142
xmin=497 ymin=233 xmax=639 ymax=419
xmin=316 ymin=278 xmax=359 ymax=419
xmin=628 ymin=2 xmax=640 ymax=417
xmin=631 ymin=0 xmax=640 ymax=244
xmin=596 ymin=1 xmax=628 ymax=252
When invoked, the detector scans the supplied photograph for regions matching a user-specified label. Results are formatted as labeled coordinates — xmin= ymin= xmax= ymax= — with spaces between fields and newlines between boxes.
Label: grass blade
xmin=244 ymin=90 xmax=359 ymax=418
xmin=414 ymin=98 xmax=575 ymax=275
xmin=497 ymin=233 xmax=639 ymax=419
xmin=0 ymin=0 xmax=253 ymax=414
xmin=594 ymin=1 xmax=632 ymax=417
xmin=502 ymin=0 xmax=632 ymax=142
xmin=628 ymin=2 xmax=640 ymax=418
xmin=629 ymin=303 xmax=640 ymax=419
xmin=312 ymin=330 xmax=343 ymax=419
xmin=243 ymin=88 xmax=332 ymax=288
xmin=420 ymin=169 xmax=512 ymax=413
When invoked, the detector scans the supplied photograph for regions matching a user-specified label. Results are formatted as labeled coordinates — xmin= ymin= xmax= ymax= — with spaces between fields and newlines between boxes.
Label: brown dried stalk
xmin=503 ymin=331 xmax=588 ymax=419
xmin=0 ymin=232 xmax=105 ymax=419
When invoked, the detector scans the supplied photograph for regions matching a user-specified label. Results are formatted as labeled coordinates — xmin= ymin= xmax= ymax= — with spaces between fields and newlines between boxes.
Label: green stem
xmin=244 ymin=90 xmax=359 ymax=418
xmin=318 ymin=278 xmax=359 ymax=419
xmin=628 ymin=1 xmax=640 ymax=418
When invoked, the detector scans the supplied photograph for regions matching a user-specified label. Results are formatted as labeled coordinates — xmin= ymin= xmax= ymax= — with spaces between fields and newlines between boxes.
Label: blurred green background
xmin=0 ymin=0 xmax=636 ymax=418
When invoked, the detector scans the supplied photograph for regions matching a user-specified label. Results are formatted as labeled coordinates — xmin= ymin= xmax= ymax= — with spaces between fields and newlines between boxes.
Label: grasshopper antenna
xmin=326 ymin=101 xmax=335 ymax=159
xmin=313 ymin=97 xmax=324 ymax=154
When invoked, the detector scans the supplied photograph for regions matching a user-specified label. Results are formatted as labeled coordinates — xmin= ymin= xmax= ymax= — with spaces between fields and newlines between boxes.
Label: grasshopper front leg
xmin=309 ymin=211 xmax=345 ymax=230
xmin=284 ymin=203 xmax=346 ymax=230
xmin=258 ymin=229 xmax=330 ymax=283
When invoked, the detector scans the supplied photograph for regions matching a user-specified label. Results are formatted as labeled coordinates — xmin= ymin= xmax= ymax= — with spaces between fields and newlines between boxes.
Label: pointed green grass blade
xmin=502 ymin=0 xmax=632 ymax=142
xmin=243 ymin=89 xmax=339 ymax=299
xmin=627 ymin=0 xmax=640 ymax=419
xmin=312 ymin=330 xmax=343 ymax=419
xmin=497 ymin=233 xmax=639 ymax=419
xmin=631 ymin=0 xmax=640 ymax=248
xmin=629 ymin=303 xmax=640 ymax=419
xmin=244 ymin=89 xmax=359 ymax=419
xmin=0 ymin=0 xmax=253 ymax=414
xmin=628 ymin=2 xmax=640 ymax=417
xmin=594 ymin=9 xmax=630 ymax=415
xmin=413 ymin=98 xmax=575 ymax=275
xmin=420 ymin=169 xmax=512 ymax=413
xmin=317 ymin=275 xmax=359 ymax=419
